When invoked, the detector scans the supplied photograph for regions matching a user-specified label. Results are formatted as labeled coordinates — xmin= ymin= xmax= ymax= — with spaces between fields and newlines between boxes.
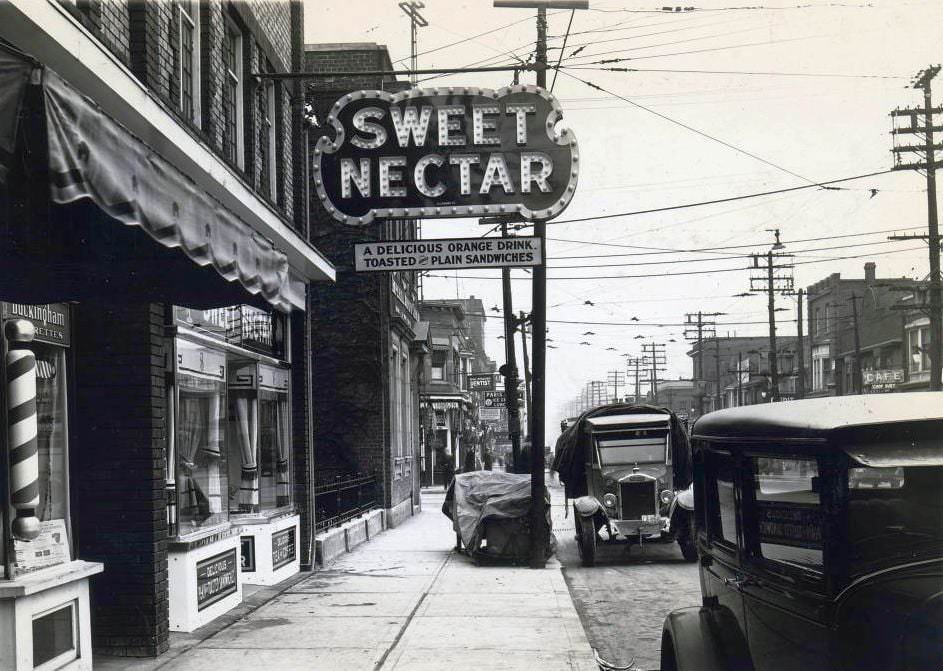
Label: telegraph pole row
xmin=607 ymin=369 xmax=626 ymax=403
xmin=641 ymin=343 xmax=667 ymax=404
xmin=890 ymin=64 xmax=942 ymax=391
xmin=750 ymin=229 xmax=795 ymax=402
xmin=684 ymin=311 xmax=724 ymax=415
xmin=625 ymin=355 xmax=648 ymax=403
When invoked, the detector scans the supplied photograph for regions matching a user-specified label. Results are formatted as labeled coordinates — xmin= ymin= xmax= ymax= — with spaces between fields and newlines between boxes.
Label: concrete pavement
xmin=99 ymin=488 xmax=598 ymax=670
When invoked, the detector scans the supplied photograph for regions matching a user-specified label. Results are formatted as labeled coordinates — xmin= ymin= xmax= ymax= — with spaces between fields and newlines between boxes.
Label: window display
xmin=173 ymin=340 xmax=228 ymax=534
xmin=34 ymin=343 xmax=69 ymax=526
xmin=228 ymin=361 xmax=290 ymax=514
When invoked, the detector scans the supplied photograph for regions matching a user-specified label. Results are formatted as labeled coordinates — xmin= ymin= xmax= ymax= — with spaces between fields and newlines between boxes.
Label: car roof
xmin=586 ymin=413 xmax=671 ymax=428
xmin=692 ymin=392 xmax=943 ymax=441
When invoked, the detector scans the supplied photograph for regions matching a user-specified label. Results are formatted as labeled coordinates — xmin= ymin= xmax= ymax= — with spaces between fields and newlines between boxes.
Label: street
xmin=549 ymin=478 xmax=702 ymax=671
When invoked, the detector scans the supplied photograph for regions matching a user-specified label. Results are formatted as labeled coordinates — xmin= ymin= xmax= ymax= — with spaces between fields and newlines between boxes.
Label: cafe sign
xmin=314 ymin=85 xmax=579 ymax=226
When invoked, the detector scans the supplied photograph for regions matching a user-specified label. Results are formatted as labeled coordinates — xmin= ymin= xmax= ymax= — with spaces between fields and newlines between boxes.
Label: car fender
xmin=573 ymin=496 xmax=605 ymax=519
xmin=672 ymin=483 xmax=695 ymax=512
xmin=661 ymin=605 xmax=754 ymax=671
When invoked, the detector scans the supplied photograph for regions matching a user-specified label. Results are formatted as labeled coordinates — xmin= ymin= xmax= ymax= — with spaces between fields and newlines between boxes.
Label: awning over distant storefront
xmin=421 ymin=394 xmax=471 ymax=411
xmin=0 ymin=43 xmax=306 ymax=312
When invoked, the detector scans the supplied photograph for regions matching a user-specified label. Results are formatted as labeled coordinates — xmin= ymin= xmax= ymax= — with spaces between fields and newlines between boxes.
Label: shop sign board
xmin=863 ymin=368 xmax=904 ymax=392
xmin=468 ymin=373 xmax=496 ymax=391
xmin=196 ymin=549 xmax=238 ymax=611
xmin=480 ymin=408 xmax=502 ymax=422
xmin=1 ymin=302 xmax=70 ymax=347
xmin=354 ymin=236 xmax=541 ymax=271
xmin=483 ymin=390 xmax=506 ymax=407
xmin=272 ymin=527 xmax=297 ymax=570
xmin=315 ymin=85 xmax=579 ymax=227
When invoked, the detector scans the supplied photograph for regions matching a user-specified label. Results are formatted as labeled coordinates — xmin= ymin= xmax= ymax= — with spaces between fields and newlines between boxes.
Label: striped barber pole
xmin=5 ymin=319 xmax=41 ymax=541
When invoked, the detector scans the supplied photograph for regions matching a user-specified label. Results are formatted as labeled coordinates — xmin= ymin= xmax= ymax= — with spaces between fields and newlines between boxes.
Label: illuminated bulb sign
xmin=314 ymin=85 xmax=579 ymax=226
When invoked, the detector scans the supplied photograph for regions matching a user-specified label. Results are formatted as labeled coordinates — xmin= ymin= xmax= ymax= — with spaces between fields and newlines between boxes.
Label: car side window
xmin=705 ymin=450 xmax=738 ymax=547
xmin=750 ymin=457 xmax=824 ymax=571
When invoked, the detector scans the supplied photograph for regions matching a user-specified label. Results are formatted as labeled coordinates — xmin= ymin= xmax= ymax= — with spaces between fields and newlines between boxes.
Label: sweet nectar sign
xmin=314 ymin=85 xmax=579 ymax=226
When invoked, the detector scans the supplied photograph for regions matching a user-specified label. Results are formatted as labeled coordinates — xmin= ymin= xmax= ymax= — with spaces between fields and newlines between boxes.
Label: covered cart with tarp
xmin=552 ymin=404 xmax=695 ymax=566
xmin=442 ymin=471 xmax=552 ymax=562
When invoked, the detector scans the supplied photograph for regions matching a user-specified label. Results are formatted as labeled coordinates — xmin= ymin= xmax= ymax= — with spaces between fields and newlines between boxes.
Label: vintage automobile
xmin=660 ymin=393 xmax=943 ymax=671
xmin=553 ymin=404 xmax=696 ymax=566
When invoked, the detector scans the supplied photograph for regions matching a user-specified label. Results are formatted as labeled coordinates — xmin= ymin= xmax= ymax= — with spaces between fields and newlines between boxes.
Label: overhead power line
xmin=556 ymin=68 xmax=824 ymax=186
xmin=426 ymin=246 xmax=926 ymax=281
xmin=537 ymin=168 xmax=894 ymax=227
xmin=560 ymin=65 xmax=907 ymax=80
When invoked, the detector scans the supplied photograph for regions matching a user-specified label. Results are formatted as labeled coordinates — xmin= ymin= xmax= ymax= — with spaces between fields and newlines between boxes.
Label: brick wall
xmin=81 ymin=0 xmax=301 ymax=229
xmin=72 ymin=302 xmax=169 ymax=657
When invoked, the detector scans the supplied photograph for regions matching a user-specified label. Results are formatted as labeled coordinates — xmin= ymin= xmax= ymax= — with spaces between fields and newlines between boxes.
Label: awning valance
xmin=421 ymin=394 xmax=471 ymax=411
xmin=0 ymin=41 xmax=304 ymax=312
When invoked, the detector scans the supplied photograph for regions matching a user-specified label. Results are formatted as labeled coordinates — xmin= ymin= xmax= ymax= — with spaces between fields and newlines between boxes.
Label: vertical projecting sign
xmin=314 ymin=85 xmax=579 ymax=225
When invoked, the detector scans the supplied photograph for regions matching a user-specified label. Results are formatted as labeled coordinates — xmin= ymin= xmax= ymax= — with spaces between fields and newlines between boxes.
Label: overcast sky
xmin=304 ymin=0 xmax=942 ymax=441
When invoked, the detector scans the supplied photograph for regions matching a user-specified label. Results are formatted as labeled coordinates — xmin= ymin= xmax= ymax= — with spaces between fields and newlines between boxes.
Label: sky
xmin=303 ymin=0 xmax=943 ymax=442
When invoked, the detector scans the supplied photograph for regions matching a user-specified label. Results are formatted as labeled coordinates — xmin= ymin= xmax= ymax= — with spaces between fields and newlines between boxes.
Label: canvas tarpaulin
xmin=442 ymin=471 xmax=552 ymax=560
xmin=552 ymin=404 xmax=692 ymax=500
xmin=0 ymin=39 xmax=304 ymax=313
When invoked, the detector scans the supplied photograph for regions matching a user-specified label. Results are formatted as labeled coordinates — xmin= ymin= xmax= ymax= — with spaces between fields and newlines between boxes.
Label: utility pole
xmin=736 ymin=352 xmax=745 ymax=406
xmin=607 ymin=370 xmax=626 ymax=402
xmin=796 ymin=288 xmax=806 ymax=399
xmin=497 ymin=220 xmax=522 ymax=472
xmin=642 ymin=343 xmax=667 ymax=404
xmin=397 ymin=2 xmax=429 ymax=86
xmin=890 ymin=65 xmax=942 ymax=391
xmin=850 ymin=292 xmax=863 ymax=394
xmin=519 ymin=311 xmax=533 ymax=435
xmin=714 ymin=338 xmax=722 ymax=409
xmin=685 ymin=312 xmax=723 ymax=415
xmin=494 ymin=0 xmax=590 ymax=570
xmin=750 ymin=229 xmax=794 ymax=402
xmin=626 ymin=355 xmax=647 ymax=403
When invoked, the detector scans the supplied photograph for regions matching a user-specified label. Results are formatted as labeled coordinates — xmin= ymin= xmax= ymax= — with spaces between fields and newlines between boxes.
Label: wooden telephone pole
xmin=750 ymin=230 xmax=795 ymax=402
xmin=891 ymin=65 xmax=942 ymax=391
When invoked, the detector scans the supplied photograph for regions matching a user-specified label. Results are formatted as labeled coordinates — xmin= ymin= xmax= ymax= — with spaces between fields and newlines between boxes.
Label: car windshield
xmin=596 ymin=431 xmax=667 ymax=465
xmin=847 ymin=465 xmax=943 ymax=575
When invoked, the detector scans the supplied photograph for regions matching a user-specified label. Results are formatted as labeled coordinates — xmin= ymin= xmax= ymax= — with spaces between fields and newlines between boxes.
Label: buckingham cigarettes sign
xmin=314 ymin=85 xmax=578 ymax=226
xmin=354 ymin=236 xmax=542 ymax=271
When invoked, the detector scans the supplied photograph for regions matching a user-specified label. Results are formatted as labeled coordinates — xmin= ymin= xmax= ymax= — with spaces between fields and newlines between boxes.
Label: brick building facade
xmin=304 ymin=43 xmax=422 ymax=527
xmin=805 ymin=263 xmax=915 ymax=397
xmin=0 ymin=0 xmax=333 ymax=662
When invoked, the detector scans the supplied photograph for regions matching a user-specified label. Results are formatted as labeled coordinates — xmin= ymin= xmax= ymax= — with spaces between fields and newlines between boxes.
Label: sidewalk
xmin=99 ymin=489 xmax=597 ymax=671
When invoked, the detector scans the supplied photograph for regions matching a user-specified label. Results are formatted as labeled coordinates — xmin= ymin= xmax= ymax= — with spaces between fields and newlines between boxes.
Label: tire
xmin=577 ymin=515 xmax=597 ymax=567
xmin=675 ymin=513 xmax=698 ymax=563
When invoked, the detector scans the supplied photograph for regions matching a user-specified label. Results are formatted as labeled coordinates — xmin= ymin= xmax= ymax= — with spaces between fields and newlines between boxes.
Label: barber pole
xmin=5 ymin=319 xmax=41 ymax=541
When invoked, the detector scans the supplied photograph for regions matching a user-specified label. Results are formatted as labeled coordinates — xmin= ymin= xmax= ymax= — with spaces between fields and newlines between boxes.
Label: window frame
xmin=221 ymin=16 xmax=245 ymax=169
xmin=176 ymin=1 xmax=201 ymax=124
xmin=431 ymin=348 xmax=446 ymax=381
xmin=741 ymin=453 xmax=825 ymax=583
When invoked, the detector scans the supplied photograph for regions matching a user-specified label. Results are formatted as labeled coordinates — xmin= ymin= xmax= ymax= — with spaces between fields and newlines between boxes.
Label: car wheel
xmin=676 ymin=513 xmax=698 ymax=563
xmin=578 ymin=515 xmax=597 ymax=567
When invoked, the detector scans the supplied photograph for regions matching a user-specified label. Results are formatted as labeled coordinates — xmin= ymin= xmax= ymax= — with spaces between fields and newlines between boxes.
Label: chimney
xmin=864 ymin=262 xmax=876 ymax=283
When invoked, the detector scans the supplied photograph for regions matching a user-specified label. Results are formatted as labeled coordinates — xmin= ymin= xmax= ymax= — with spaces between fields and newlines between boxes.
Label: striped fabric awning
xmin=426 ymin=401 xmax=460 ymax=410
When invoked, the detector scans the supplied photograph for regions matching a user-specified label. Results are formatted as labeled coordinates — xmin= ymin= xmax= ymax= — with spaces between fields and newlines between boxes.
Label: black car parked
xmin=661 ymin=393 xmax=943 ymax=671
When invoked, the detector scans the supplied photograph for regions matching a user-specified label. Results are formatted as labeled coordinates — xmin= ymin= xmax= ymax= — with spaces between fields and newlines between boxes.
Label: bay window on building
xmin=908 ymin=321 xmax=931 ymax=374
xmin=431 ymin=349 xmax=446 ymax=380
xmin=812 ymin=344 xmax=830 ymax=392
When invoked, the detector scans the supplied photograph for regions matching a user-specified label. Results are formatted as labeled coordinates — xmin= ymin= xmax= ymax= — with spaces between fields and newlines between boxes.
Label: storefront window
xmin=228 ymin=361 xmax=290 ymax=514
xmin=34 ymin=343 xmax=69 ymax=525
xmin=259 ymin=391 xmax=290 ymax=508
xmin=175 ymin=364 xmax=228 ymax=533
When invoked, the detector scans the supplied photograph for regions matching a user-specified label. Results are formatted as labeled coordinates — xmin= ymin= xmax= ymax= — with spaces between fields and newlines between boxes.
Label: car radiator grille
xmin=620 ymin=481 xmax=656 ymax=520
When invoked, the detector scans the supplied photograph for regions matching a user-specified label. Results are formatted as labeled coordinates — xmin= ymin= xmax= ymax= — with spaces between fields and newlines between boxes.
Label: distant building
xmin=688 ymin=335 xmax=803 ymax=412
xmin=805 ymin=263 xmax=916 ymax=396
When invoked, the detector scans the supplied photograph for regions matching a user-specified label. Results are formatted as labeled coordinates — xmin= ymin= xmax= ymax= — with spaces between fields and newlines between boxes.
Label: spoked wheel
xmin=577 ymin=515 xmax=597 ymax=567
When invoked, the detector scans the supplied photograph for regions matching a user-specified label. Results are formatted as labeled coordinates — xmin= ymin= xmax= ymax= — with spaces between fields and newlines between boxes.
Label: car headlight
xmin=603 ymin=493 xmax=617 ymax=508
xmin=660 ymin=489 xmax=675 ymax=505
